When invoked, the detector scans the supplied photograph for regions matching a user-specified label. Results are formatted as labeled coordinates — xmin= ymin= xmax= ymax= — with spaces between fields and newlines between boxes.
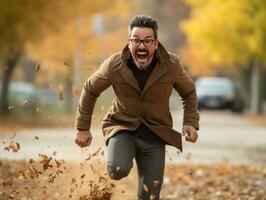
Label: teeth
xmin=137 ymin=52 xmax=147 ymax=55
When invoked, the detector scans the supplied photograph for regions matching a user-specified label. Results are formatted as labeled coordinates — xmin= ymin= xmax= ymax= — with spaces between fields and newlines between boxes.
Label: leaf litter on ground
xmin=1 ymin=139 xmax=266 ymax=200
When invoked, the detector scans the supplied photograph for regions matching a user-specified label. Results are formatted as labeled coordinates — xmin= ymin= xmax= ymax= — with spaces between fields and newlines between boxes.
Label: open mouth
xmin=136 ymin=51 xmax=148 ymax=60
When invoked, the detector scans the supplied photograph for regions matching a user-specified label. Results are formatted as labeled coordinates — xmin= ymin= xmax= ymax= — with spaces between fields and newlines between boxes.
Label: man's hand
xmin=75 ymin=130 xmax=92 ymax=148
xmin=182 ymin=125 xmax=198 ymax=143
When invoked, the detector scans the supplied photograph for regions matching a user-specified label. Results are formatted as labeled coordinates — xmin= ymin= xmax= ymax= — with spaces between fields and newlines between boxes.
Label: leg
xmin=135 ymin=140 xmax=165 ymax=200
xmin=107 ymin=132 xmax=136 ymax=180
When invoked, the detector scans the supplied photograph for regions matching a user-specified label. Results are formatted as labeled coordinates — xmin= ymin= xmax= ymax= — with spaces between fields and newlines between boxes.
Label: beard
xmin=133 ymin=48 xmax=151 ymax=70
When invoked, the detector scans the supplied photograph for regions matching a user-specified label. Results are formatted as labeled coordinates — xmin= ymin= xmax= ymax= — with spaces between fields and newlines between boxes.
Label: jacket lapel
xmin=119 ymin=62 xmax=141 ymax=92
xmin=141 ymin=60 xmax=167 ymax=96
xmin=141 ymin=43 xmax=170 ymax=96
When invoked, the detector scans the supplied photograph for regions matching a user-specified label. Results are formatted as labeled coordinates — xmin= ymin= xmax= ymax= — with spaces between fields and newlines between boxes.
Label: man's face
xmin=128 ymin=27 xmax=158 ymax=70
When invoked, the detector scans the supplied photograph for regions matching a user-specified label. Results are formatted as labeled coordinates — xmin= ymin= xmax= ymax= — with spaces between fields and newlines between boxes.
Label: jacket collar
xmin=119 ymin=42 xmax=169 ymax=94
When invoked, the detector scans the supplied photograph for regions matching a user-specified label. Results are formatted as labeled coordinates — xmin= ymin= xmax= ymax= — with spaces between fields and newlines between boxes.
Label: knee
xmin=107 ymin=164 xmax=130 ymax=180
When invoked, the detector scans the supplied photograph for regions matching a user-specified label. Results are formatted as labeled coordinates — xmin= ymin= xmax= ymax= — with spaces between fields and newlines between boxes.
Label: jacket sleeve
xmin=75 ymin=57 xmax=112 ymax=130
xmin=172 ymin=56 xmax=200 ymax=130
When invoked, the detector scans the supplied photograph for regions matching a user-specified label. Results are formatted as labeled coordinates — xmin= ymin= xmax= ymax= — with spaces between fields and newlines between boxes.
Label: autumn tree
xmin=0 ymin=0 xmax=117 ymax=115
xmin=26 ymin=1 xmax=134 ymax=113
xmin=182 ymin=0 xmax=266 ymax=113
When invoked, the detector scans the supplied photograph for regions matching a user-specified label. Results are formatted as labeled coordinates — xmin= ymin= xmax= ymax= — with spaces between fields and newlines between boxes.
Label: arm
xmin=172 ymin=57 xmax=199 ymax=143
xmin=75 ymin=58 xmax=112 ymax=147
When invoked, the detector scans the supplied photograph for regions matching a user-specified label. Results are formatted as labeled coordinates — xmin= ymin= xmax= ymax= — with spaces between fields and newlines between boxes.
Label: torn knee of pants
xmin=107 ymin=165 xmax=129 ymax=180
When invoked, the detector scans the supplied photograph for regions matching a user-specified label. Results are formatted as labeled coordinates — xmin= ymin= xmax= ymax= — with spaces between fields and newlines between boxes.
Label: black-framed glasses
xmin=129 ymin=38 xmax=154 ymax=47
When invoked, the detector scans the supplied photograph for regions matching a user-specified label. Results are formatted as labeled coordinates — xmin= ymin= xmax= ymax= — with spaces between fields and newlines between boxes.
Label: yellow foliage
xmin=179 ymin=44 xmax=213 ymax=77
xmin=182 ymin=0 xmax=266 ymax=69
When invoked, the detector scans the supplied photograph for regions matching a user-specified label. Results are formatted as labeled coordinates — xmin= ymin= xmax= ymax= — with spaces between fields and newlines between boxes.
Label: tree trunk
xmin=64 ymin=74 xmax=73 ymax=113
xmin=0 ymin=50 xmax=22 ymax=114
xmin=250 ymin=60 xmax=261 ymax=114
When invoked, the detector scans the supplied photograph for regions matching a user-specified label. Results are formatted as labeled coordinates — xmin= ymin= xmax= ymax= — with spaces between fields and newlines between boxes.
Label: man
xmin=75 ymin=15 xmax=199 ymax=200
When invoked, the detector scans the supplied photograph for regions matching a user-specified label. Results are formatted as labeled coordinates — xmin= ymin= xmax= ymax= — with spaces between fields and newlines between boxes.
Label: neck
xmin=128 ymin=53 xmax=157 ymax=70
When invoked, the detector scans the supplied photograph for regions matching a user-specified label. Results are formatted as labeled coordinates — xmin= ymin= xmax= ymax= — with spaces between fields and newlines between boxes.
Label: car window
xmin=196 ymin=79 xmax=234 ymax=95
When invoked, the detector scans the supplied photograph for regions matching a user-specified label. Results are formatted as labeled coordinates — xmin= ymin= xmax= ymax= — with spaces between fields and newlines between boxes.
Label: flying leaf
xmin=59 ymin=91 xmax=64 ymax=101
xmin=143 ymin=184 xmax=149 ymax=192
xmin=21 ymin=100 xmax=29 ymax=107
xmin=4 ymin=141 xmax=20 ymax=152
xmin=8 ymin=106 xmax=14 ymax=111
xmin=35 ymin=63 xmax=41 ymax=72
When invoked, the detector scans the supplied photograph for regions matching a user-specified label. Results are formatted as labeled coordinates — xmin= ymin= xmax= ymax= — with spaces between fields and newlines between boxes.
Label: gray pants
xmin=107 ymin=132 xmax=166 ymax=200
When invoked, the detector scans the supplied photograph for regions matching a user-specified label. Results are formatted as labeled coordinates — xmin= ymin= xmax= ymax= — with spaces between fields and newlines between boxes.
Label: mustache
xmin=136 ymin=48 xmax=148 ymax=53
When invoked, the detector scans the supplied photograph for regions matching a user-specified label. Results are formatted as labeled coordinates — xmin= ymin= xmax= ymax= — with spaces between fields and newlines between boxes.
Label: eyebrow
xmin=132 ymin=35 xmax=153 ymax=39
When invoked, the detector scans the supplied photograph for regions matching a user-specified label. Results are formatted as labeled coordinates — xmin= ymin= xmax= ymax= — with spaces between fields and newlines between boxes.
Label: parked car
xmin=195 ymin=77 xmax=245 ymax=113
xmin=8 ymin=82 xmax=59 ymax=108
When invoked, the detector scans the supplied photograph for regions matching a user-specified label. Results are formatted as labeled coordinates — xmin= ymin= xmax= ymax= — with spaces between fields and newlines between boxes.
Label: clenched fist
xmin=182 ymin=125 xmax=198 ymax=143
xmin=75 ymin=130 xmax=92 ymax=148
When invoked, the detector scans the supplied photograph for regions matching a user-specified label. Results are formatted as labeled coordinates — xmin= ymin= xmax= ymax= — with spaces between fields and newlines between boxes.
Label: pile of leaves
xmin=1 ymin=158 xmax=266 ymax=200
xmin=1 ymin=138 xmax=266 ymax=200
xmin=0 ymin=148 xmax=116 ymax=200
xmin=161 ymin=161 xmax=266 ymax=200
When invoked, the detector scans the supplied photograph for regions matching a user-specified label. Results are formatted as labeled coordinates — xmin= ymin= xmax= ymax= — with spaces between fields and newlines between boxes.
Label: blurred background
xmin=0 ymin=1 xmax=266 ymax=199
xmin=1 ymin=0 xmax=266 ymax=159
xmin=0 ymin=0 xmax=265 ymax=120
xmin=1 ymin=0 xmax=266 ymax=162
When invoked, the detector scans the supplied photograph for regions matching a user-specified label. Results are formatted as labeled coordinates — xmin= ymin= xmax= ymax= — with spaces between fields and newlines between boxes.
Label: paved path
xmin=169 ymin=110 xmax=266 ymax=164
xmin=1 ymin=110 xmax=266 ymax=165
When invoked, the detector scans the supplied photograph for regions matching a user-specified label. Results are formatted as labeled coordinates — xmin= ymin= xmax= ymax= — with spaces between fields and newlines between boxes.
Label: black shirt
xmin=125 ymin=53 xmax=166 ymax=144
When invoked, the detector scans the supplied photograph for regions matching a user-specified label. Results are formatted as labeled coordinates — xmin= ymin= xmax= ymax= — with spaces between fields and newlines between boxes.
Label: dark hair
xmin=128 ymin=15 xmax=158 ymax=39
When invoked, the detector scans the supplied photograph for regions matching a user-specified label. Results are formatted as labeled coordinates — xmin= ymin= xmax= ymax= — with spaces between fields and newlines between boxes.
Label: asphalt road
xmin=1 ymin=110 xmax=266 ymax=165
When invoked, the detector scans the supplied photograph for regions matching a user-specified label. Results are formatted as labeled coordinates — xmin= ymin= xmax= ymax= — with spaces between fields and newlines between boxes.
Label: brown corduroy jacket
xmin=75 ymin=43 xmax=199 ymax=151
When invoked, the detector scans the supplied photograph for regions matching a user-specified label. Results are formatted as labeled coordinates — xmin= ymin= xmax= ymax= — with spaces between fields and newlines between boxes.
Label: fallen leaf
xmin=28 ymin=165 xmax=42 ymax=178
xmin=48 ymin=174 xmax=56 ymax=183
xmin=150 ymin=193 xmax=156 ymax=200
xmin=17 ymin=170 xmax=27 ymax=181
xmin=63 ymin=56 xmax=72 ymax=67
xmin=59 ymin=91 xmax=64 ymax=101
xmin=71 ymin=178 xmax=76 ymax=184
xmin=143 ymin=184 xmax=149 ymax=192
xmin=3 ymin=178 xmax=13 ymax=187
xmin=4 ymin=141 xmax=20 ymax=152
xmin=21 ymin=100 xmax=29 ymax=107
xmin=39 ymin=154 xmax=53 ymax=170
xmin=90 ymin=164 xmax=96 ymax=174
xmin=55 ymin=159 xmax=61 ymax=168
xmin=35 ymin=63 xmax=41 ymax=72
xmin=72 ymin=87 xmax=81 ymax=96
xmin=8 ymin=106 xmax=14 ymax=111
